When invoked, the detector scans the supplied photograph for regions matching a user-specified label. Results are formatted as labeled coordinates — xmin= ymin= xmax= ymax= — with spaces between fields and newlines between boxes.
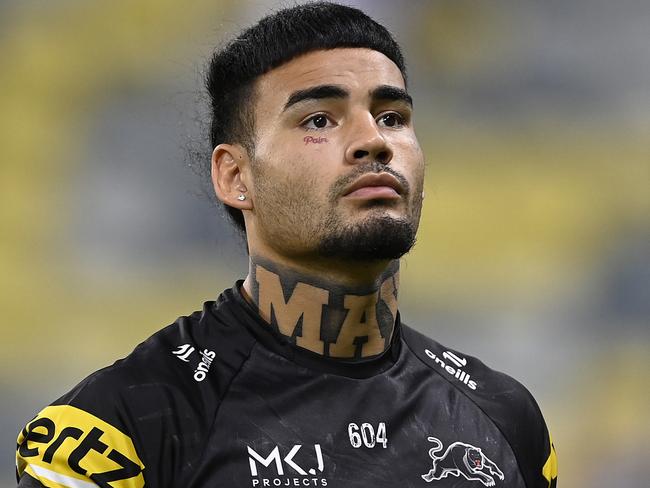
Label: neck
xmin=241 ymin=256 xmax=400 ymax=359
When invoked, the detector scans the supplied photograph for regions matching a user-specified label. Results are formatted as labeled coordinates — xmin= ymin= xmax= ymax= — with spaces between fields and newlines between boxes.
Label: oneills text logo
xmin=247 ymin=444 xmax=327 ymax=487
xmin=172 ymin=344 xmax=215 ymax=382
xmin=425 ymin=349 xmax=478 ymax=390
xmin=16 ymin=405 xmax=144 ymax=488
xmin=193 ymin=349 xmax=215 ymax=382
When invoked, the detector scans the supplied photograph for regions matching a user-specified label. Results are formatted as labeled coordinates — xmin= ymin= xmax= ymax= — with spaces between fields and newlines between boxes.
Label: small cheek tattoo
xmin=304 ymin=136 xmax=328 ymax=145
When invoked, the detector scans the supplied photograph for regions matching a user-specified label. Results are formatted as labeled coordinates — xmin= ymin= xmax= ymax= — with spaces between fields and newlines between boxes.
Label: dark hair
xmin=206 ymin=1 xmax=407 ymax=235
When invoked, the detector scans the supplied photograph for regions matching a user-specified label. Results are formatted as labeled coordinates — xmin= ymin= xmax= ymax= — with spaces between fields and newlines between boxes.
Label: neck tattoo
xmin=245 ymin=258 xmax=400 ymax=359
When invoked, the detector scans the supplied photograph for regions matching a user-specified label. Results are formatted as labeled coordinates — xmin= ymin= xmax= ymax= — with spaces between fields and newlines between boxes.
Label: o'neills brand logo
xmin=425 ymin=349 xmax=478 ymax=390
xmin=247 ymin=444 xmax=327 ymax=487
xmin=172 ymin=343 xmax=195 ymax=362
xmin=172 ymin=344 xmax=215 ymax=382
xmin=193 ymin=349 xmax=215 ymax=382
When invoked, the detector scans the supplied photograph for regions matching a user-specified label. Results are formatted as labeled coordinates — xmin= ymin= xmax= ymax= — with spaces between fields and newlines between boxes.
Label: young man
xmin=16 ymin=3 xmax=557 ymax=487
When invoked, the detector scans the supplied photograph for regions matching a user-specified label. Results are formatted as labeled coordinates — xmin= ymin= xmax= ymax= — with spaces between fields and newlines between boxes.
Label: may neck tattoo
xmin=245 ymin=257 xmax=400 ymax=360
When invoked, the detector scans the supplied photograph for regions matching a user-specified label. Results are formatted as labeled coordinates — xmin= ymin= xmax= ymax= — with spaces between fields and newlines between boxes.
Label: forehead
xmin=255 ymin=48 xmax=406 ymax=110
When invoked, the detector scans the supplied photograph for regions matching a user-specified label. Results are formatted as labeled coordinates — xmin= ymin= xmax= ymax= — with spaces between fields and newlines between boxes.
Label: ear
xmin=211 ymin=144 xmax=253 ymax=210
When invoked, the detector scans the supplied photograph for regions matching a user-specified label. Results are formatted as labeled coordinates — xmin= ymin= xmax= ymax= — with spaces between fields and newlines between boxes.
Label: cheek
xmin=296 ymin=134 xmax=340 ymax=165
xmin=268 ymin=136 xmax=339 ymax=181
xmin=254 ymin=130 xmax=342 ymax=206
xmin=255 ymin=150 xmax=330 ymax=205
xmin=393 ymin=139 xmax=425 ymax=184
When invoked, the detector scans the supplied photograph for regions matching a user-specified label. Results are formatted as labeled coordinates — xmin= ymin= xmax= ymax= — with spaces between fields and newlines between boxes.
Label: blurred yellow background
xmin=1 ymin=1 xmax=648 ymax=486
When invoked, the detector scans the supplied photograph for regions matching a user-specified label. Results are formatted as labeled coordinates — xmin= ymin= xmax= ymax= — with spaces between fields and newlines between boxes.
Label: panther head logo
xmin=421 ymin=436 xmax=505 ymax=487
xmin=467 ymin=448 xmax=483 ymax=468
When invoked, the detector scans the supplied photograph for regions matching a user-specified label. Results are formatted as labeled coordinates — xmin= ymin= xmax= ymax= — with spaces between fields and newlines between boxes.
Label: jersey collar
xmin=213 ymin=281 xmax=403 ymax=379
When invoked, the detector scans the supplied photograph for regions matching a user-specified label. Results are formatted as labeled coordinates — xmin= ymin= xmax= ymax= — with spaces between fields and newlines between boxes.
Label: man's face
xmin=245 ymin=48 xmax=425 ymax=262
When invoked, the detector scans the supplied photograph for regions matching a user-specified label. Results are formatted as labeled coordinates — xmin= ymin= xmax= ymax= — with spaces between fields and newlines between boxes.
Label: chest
xmin=184 ymin=356 xmax=525 ymax=488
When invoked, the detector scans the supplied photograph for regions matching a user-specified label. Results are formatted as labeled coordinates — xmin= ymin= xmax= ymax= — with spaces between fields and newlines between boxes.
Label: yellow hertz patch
xmin=16 ymin=405 xmax=145 ymax=488
xmin=541 ymin=433 xmax=558 ymax=487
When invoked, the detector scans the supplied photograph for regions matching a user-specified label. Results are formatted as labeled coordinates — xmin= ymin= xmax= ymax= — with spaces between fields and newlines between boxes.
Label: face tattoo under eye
xmin=304 ymin=136 xmax=328 ymax=145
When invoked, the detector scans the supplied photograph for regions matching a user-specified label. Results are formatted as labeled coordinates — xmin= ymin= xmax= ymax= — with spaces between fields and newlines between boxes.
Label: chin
xmin=318 ymin=212 xmax=417 ymax=261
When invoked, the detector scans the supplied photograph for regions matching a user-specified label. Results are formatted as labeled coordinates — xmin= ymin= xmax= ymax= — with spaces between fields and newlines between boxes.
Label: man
xmin=16 ymin=3 xmax=557 ymax=487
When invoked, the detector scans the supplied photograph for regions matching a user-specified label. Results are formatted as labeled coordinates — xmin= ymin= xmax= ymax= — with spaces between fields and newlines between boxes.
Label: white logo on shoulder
xmin=172 ymin=344 xmax=195 ymax=362
xmin=421 ymin=436 xmax=504 ymax=486
xmin=442 ymin=350 xmax=467 ymax=368
xmin=425 ymin=349 xmax=478 ymax=390
xmin=193 ymin=349 xmax=215 ymax=382
xmin=172 ymin=344 xmax=215 ymax=382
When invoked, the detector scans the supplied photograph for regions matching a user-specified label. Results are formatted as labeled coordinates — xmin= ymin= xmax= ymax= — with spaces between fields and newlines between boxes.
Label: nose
xmin=344 ymin=114 xmax=393 ymax=166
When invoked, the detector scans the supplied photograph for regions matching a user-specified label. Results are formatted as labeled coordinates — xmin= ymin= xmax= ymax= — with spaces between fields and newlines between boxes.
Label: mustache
xmin=328 ymin=162 xmax=410 ymax=201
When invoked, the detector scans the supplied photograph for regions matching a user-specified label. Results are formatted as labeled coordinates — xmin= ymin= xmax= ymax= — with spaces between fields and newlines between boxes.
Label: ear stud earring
xmin=237 ymin=194 xmax=246 ymax=201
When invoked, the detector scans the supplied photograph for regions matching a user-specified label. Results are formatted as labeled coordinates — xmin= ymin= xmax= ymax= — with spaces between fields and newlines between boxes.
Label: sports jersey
xmin=16 ymin=282 xmax=557 ymax=488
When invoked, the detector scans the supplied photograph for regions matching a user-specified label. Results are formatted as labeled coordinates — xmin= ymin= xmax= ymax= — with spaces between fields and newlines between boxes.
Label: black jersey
xmin=16 ymin=283 xmax=557 ymax=488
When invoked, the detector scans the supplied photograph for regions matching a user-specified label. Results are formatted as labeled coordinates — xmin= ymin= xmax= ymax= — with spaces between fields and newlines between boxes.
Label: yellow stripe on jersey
xmin=542 ymin=432 xmax=558 ymax=487
xmin=16 ymin=405 xmax=145 ymax=488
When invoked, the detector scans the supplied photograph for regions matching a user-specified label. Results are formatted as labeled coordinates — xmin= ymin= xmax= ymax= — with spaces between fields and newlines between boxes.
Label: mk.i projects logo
xmin=247 ymin=444 xmax=327 ymax=487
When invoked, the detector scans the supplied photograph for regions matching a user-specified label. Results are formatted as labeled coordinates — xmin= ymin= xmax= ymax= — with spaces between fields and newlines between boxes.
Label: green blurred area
xmin=1 ymin=1 xmax=648 ymax=487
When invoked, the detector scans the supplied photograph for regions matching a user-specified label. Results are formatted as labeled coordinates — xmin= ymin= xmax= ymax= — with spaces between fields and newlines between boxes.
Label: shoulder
xmin=57 ymin=300 xmax=256 ymax=419
xmin=401 ymin=323 xmax=532 ymax=398
xmin=401 ymin=324 xmax=557 ymax=488
xmin=16 ymin=299 xmax=258 ymax=488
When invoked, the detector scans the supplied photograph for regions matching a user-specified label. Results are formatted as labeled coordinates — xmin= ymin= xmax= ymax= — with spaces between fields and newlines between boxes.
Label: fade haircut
xmin=206 ymin=1 xmax=407 ymax=235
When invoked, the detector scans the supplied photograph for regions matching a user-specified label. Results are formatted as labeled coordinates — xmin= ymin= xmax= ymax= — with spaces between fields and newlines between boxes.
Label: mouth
xmin=343 ymin=173 xmax=405 ymax=200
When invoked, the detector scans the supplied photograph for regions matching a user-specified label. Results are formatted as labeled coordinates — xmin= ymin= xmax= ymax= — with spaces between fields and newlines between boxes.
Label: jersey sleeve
xmin=16 ymin=374 xmax=148 ymax=488
xmin=461 ymin=359 xmax=558 ymax=488
xmin=401 ymin=325 xmax=558 ymax=487
xmin=543 ymin=431 xmax=558 ymax=488
xmin=14 ymin=349 xmax=212 ymax=488
xmin=17 ymin=473 xmax=48 ymax=487
xmin=472 ymin=364 xmax=558 ymax=488
xmin=16 ymin=301 xmax=258 ymax=488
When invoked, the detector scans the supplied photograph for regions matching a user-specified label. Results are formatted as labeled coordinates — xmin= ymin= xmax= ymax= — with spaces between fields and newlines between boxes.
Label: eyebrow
xmin=371 ymin=85 xmax=413 ymax=107
xmin=283 ymin=85 xmax=348 ymax=111
xmin=282 ymin=84 xmax=412 ymax=112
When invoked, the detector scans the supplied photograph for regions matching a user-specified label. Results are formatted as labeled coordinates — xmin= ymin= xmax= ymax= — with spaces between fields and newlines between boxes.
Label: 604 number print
xmin=348 ymin=422 xmax=387 ymax=449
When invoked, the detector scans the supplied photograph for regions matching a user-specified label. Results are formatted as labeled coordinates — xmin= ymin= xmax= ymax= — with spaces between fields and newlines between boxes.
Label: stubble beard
xmin=318 ymin=162 xmax=423 ymax=262
xmin=252 ymin=157 xmax=422 ymax=263
xmin=317 ymin=200 xmax=420 ymax=261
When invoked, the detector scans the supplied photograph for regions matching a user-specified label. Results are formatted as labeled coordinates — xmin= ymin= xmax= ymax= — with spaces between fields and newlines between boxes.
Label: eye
xmin=377 ymin=112 xmax=405 ymax=128
xmin=301 ymin=113 xmax=335 ymax=131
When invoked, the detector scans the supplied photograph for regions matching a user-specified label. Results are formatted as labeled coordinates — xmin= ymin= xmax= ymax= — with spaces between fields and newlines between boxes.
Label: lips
xmin=343 ymin=173 xmax=404 ymax=199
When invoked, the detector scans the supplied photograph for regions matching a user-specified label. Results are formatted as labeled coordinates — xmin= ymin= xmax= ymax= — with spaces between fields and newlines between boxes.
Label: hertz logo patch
xmin=16 ymin=405 xmax=144 ymax=488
